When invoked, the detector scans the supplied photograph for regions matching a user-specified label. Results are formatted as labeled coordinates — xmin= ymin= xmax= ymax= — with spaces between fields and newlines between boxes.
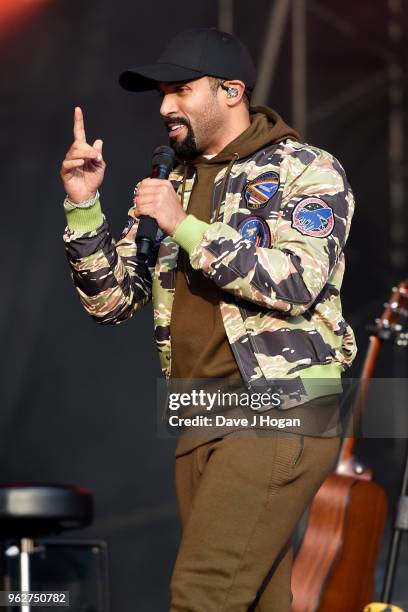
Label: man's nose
xmin=159 ymin=94 xmax=178 ymax=117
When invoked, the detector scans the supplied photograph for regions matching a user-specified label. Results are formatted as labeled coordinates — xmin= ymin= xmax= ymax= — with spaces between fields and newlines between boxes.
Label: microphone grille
xmin=152 ymin=145 xmax=176 ymax=168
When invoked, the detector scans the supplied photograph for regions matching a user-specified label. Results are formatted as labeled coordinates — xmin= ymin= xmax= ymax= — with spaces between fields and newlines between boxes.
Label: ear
xmin=222 ymin=80 xmax=246 ymax=107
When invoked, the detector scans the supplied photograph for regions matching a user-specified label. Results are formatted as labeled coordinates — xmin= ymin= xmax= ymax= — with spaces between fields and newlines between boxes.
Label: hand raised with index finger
xmin=60 ymin=106 xmax=106 ymax=204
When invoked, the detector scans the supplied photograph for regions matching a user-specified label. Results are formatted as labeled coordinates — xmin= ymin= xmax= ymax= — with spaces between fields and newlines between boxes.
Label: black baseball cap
xmin=119 ymin=27 xmax=256 ymax=93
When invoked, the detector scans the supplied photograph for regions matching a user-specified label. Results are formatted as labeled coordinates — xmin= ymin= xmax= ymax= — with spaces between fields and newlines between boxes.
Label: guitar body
xmin=292 ymin=473 xmax=387 ymax=612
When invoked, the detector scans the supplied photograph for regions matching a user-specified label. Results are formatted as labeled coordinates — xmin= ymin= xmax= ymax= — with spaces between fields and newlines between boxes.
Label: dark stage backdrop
xmin=0 ymin=1 xmax=407 ymax=610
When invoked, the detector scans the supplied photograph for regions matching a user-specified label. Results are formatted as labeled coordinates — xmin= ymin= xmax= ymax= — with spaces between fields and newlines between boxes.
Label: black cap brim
xmin=119 ymin=63 xmax=206 ymax=92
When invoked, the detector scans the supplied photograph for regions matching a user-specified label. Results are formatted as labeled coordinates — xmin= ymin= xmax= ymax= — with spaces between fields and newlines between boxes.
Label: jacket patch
xmin=292 ymin=197 xmax=334 ymax=238
xmin=244 ymin=171 xmax=279 ymax=210
xmin=238 ymin=216 xmax=271 ymax=247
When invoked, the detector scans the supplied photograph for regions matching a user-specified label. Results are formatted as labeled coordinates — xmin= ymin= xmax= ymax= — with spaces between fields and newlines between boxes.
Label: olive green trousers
xmin=170 ymin=431 xmax=340 ymax=611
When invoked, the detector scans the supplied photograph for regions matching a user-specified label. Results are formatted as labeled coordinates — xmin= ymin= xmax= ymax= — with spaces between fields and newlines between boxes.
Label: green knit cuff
xmin=172 ymin=214 xmax=210 ymax=255
xmin=65 ymin=199 xmax=104 ymax=233
xmin=299 ymin=364 xmax=343 ymax=401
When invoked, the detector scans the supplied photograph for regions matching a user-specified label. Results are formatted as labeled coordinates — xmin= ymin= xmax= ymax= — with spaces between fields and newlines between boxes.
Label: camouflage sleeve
xmin=172 ymin=150 xmax=354 ymax=316
xmin=63 ymin=198 xmax=152 ymax=324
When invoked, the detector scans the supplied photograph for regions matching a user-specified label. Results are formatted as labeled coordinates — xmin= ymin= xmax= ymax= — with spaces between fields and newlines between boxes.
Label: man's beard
xmin=168 ymin=120 xmax=202 ymax=162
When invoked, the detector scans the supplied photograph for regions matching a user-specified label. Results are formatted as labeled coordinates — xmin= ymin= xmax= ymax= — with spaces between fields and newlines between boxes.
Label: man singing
xmin=61 ymin=28 xmax=356 ymax=611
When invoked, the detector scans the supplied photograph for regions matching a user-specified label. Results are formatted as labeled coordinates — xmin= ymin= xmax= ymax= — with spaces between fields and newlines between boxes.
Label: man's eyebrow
xmin=157 ymin=81 xmax=192 ymax=92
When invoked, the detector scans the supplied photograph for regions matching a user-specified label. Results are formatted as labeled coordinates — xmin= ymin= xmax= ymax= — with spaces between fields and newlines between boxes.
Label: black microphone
xmin=135 ymin=145 xmax=176 ymax=260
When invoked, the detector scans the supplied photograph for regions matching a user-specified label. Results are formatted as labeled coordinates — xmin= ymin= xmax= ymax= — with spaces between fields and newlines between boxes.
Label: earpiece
xmin=220 ymin=82 xmax=239 ymax=98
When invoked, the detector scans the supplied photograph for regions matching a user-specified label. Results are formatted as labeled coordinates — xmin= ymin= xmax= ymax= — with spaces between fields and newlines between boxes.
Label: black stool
xmin=0 ymin=484 xmax=93 ymax=611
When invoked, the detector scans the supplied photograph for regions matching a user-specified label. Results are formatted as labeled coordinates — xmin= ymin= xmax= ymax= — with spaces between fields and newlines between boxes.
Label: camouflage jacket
xmin=63 ymin=138 xmax=357 ymax=406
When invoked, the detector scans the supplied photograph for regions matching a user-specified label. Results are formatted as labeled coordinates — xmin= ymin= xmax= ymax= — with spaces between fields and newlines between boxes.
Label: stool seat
xmin=0 ymin=484 xmax=93 ymax=537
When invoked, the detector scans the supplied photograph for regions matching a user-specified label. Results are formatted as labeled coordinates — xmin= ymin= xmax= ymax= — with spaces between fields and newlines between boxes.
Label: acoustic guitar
xmin=292 ymin=280 xmax=408 ymax=612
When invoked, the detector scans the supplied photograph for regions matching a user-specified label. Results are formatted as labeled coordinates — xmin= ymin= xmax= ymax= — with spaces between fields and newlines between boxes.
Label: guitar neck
xmin=337 ymin=280 xmax=408 ymax=474
xmin=336 ymin=335 xmax=382 ymax=474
